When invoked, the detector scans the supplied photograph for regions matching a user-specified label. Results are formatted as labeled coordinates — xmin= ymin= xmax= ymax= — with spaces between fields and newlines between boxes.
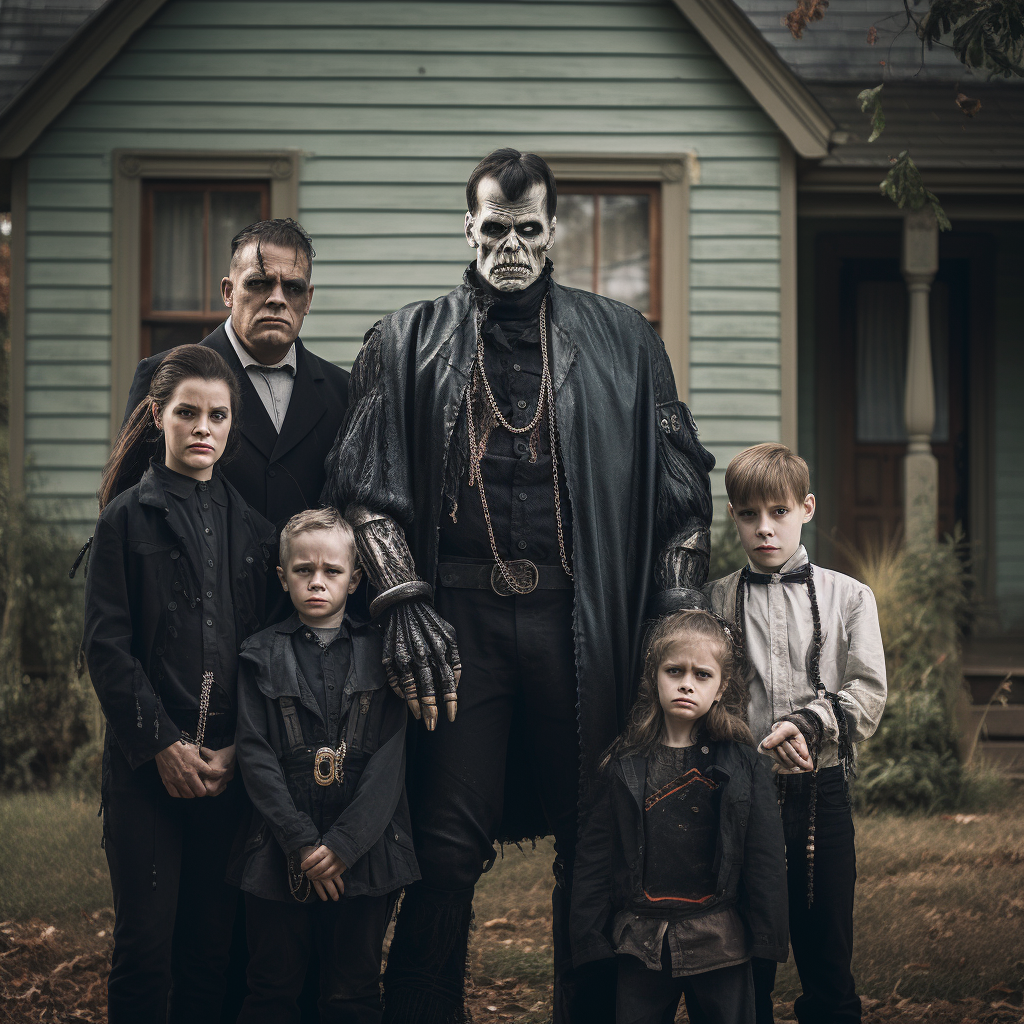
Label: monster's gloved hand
xmin=348 ymin=506 xmax=460 ymax=730
xmin=647 ymin=519 xmax=713 ymax=618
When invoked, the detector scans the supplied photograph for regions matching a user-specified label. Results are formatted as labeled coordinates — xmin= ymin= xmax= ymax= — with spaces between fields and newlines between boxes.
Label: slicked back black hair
xmin=230 ymin=218 xmax=316 ymax=278
xmin=466 ymin=148 xmax=557 ymax=220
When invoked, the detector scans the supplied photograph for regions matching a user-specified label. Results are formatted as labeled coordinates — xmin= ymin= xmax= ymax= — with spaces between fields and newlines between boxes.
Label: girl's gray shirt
xmin=704 ymin=546 xmax=887 ymax=770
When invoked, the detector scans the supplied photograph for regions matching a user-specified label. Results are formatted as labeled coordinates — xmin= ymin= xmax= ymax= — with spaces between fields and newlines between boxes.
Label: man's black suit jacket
xmin=123 ymin=324 xmax=350 ymax=621
xmin=124 ymin=323 xmax=349 ymax=528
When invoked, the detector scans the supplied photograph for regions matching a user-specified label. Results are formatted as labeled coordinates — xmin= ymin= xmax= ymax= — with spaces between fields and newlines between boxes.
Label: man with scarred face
xmin=324 ymin=149 xmax=715 ymax=1024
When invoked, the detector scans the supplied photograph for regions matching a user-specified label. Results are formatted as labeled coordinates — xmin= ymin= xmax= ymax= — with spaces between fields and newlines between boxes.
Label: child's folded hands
xmin=760 ymin=720 xmax=814 ymax=772
xmin=300 ymin=845 xmax=349 ymax=902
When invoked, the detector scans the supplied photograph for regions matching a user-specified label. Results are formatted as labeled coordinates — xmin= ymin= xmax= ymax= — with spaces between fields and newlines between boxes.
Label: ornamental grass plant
xmin=849 ymin=530 xmax=1008 ymax=812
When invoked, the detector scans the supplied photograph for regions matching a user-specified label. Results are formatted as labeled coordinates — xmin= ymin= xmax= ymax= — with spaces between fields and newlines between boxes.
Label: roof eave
xmin=671 ymin=0 xmax=835 ymax=159
xmin=0 ymin=0 xmax=170 ymax=161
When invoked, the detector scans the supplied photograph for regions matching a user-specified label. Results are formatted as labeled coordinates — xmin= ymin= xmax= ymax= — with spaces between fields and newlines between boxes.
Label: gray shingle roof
xmin=0 ymin=0 xmax=107 ymax=115
xmin=731 ymin=0 xmax=1003 ymax=83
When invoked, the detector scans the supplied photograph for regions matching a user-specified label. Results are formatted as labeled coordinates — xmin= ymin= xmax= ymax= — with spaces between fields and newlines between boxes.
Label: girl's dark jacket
xmin=83 ymin=464 xmax=275 ymax=769
xmin=323 ymin=267 xmax=716 ymax=841
xmin=233 ymin=613 xmax=419 ymax=900
xmin=570 ymin=740 xmax=789 ymax=970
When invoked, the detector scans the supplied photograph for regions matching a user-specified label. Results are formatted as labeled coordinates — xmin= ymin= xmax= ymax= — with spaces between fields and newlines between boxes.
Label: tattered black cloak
xmin=324 ymin=269 xmax=714 ymax=842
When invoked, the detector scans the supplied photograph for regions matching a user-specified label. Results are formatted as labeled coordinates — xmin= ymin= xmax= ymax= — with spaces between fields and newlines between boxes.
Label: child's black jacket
xmin=83 ymin=464 xmax=275 ymax=768
xmin=571 ymin=739 xmax=788 ymax=969
xmin=234 ymin=612 xmax=420 ymax=900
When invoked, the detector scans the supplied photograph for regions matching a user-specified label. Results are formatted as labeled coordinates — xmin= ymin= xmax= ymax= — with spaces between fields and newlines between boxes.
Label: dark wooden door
xmin=816 ymin=237 xmax=970 ymax=569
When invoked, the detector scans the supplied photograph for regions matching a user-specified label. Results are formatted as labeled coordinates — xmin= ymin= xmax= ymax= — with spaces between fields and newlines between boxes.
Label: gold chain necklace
xmin=466 ymin=297 xmax=572 ymax=593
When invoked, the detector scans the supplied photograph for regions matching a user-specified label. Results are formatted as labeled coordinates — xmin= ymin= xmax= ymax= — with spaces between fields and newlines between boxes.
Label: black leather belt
xmin=437 ymin=560 xmax=572 ymax=596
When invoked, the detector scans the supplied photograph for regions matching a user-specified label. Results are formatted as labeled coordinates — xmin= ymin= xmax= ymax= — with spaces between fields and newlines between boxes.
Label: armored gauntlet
xmin=348 ymin=506 xmax=461 ymax=729
xmin=648 ymin=519 xmax=712 ymax=617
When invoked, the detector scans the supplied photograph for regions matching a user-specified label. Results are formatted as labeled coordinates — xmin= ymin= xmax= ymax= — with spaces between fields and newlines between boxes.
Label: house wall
xmin=993 ymin=232 xmax=1024 ymax=633
xmin=21 ymin=0 xmax=784 ymax=532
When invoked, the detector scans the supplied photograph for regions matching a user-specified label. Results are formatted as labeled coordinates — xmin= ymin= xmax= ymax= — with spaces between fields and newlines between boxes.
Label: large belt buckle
xmin=490 ymin=559 xmax=539 ymax=597
xmin=313 ymin=742 xmax=347 ymax=787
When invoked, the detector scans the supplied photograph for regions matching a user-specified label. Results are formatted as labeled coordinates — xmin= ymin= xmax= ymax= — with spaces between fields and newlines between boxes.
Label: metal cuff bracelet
xmin=645 ymin=586 xmax=711 ymax=620
xmin=369 ymin=580 xmax=433 ymax=619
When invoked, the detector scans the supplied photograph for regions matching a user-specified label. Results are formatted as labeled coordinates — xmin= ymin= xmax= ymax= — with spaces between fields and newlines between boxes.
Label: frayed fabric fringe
xmin=383 ymin=886 xmax=475 ymax=1024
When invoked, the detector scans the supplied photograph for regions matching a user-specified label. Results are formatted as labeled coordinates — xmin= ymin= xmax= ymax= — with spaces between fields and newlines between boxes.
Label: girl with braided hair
xmin=571 ymin=609 xmax=789 ymax=1024
xmin=705 ymin=443 xmax=888 ymax=1024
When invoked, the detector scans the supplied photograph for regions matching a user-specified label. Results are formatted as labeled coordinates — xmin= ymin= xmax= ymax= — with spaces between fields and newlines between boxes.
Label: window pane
xmin=553 ymin=194 xmax=594 ymax=292
xmin=599 ymin=194 xmax=649 ymax=312
xmin=152 ymin=191 xmax=204 ymax=310
xmin=149 ymin=322 xmax=208 ymax=355
xmin=209 ymin=191 xmax=264 ymax=308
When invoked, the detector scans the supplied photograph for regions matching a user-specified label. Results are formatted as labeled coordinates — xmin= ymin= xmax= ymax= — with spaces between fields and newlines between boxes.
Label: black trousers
xmin=753 ymin=766 xmax=860 ymax=1024
xmin=617 ymin=942 xmax=755 ymax=1024
xmin=382 ymin=586 xmax=614 ymax=1024
xmin=102 ymin=736 xmax=244 ymax=1024
xmin=238 ymin=890 xmax=398 ymax=1024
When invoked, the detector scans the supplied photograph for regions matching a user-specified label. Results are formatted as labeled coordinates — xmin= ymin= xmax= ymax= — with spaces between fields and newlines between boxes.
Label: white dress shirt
xmin=705 ymin=545 xmax=887 ymax=770
xmin=225 ymin=317 xmax=296 ymax=432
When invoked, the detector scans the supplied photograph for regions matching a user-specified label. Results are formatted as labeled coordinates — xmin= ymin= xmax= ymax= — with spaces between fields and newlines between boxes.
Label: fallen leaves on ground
xmin=0 ymin=914 xmax=111 ymax=1023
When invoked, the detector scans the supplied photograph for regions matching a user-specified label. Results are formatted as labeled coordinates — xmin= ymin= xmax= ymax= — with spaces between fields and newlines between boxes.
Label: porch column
xmin=901 ymin=207 xmax=940 ymax=547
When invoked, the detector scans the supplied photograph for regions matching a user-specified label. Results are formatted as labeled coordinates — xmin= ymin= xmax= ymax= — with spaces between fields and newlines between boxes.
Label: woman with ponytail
xmin=83 ymin=345 xmax=275 ymax=1023
xmin=570 ymin=610 xmax=788 ymax=1024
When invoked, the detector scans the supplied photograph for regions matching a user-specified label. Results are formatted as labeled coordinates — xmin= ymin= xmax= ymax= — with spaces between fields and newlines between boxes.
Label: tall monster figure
xmin=324 ymin=149 xmax=715 ymax=1024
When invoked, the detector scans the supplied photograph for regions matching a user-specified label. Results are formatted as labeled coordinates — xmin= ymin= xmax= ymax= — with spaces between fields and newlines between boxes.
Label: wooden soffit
xmin=670 ymin=0 xmax=835 ymax=160
xmin=0 ymin=0 xmax=171 ymax=163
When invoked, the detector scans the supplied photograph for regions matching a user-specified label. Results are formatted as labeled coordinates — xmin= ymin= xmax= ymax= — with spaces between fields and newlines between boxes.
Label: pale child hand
xmin=200 ymin=743 xmax=236 ymax=797
xmin=301 ymin=845 xmax=347 ymax=881
xmin=312 ymin=876 xmax=344 ymax=902
xmin=762 ymin=720 xmax=814 ymax=772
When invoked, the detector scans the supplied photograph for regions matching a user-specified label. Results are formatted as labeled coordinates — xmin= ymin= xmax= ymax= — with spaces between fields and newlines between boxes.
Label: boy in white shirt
xmin=705 ymin=443 xmax=887 ymax=1024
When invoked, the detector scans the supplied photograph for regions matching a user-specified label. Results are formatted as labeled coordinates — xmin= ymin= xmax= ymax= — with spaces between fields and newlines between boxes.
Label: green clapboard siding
xmin=24 ymin=0 xmax=782 ymax=532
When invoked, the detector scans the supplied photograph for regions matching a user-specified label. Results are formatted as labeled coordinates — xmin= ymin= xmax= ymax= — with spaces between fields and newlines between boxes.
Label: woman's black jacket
xmin=83 ymin=465 xmax=275 ymax=769
xmin=233 ymin=613 xmax=420 ymax=900
xmin=570 ymin=740 xmax=789 ymax=970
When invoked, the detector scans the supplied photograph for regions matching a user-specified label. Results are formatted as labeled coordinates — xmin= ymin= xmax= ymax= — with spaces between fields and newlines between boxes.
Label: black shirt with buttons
xmin=292 ymin=622 xmax=352 ymax=743
xmin=438 ymin=265 xmax=573 ymax=568
xmin=641 ymin=742 xmax=720 ymax=904
xmin=150 ymin=461 xmax=236 ymax=720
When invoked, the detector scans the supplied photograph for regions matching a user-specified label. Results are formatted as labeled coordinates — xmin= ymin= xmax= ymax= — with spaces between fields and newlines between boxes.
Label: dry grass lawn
xmin=1 ymin=789 xmax=1022 ymax=1023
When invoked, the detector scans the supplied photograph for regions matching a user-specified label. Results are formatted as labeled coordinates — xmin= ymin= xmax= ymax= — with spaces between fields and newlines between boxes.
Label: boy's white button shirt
xmin=705 ymin=545 xmax=887 ymax=769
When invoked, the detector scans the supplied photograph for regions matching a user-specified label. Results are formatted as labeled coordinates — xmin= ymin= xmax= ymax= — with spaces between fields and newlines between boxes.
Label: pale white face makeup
xmin=465 ymin=178 xmax=556 ymax=292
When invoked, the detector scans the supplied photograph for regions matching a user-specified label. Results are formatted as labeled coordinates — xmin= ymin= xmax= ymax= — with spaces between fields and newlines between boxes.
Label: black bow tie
xmin=744 ymin=564 xmax=812 ymax=585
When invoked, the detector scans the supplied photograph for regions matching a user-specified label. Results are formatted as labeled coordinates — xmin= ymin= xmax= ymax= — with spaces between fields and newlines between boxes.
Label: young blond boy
xmin=234 ymin=508 xmax=418 ymax=1023
xmin=705 ymin=443 xmax=887 ymax=1024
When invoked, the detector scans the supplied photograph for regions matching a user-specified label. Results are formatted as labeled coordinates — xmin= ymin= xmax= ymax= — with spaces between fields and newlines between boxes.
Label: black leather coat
xmin=325 ymin=268 xmax=714 ymax=839
xmin=570 ymin=742 xmax=789 ymax=970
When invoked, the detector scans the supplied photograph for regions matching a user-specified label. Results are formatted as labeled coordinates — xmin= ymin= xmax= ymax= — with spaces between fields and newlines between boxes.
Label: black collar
xmin=140 ymin=460 xmax=229 ymax=507
xmin=743 ymin=563 xmax=812 ymax=585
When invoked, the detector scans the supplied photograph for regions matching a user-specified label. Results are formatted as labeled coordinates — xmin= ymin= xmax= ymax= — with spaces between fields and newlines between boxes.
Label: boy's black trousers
xmin=382 ymin=586 xmax=614 ymax=1024
xmin=239 ymin=890 xmax=398 ymax=1024
xmin=617 ymin=944 xmax=755 ymax=1024
xmin=102 ymin=734 xmax=244 ymax=1024
xmin=753 ymin=765 xmax=860 ymax=1024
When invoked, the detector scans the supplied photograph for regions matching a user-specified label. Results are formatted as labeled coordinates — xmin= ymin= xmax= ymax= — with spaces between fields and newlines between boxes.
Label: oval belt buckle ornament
xmin=313 ymin=746 xmax=336 ymax=786
xmin=490 ymin=559 xmax=539 ymax=597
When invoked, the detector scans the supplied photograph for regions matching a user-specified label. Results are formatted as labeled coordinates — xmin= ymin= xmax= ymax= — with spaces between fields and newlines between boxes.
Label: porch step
xmin=972 ymin=741 xmax=1024 ymax=776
